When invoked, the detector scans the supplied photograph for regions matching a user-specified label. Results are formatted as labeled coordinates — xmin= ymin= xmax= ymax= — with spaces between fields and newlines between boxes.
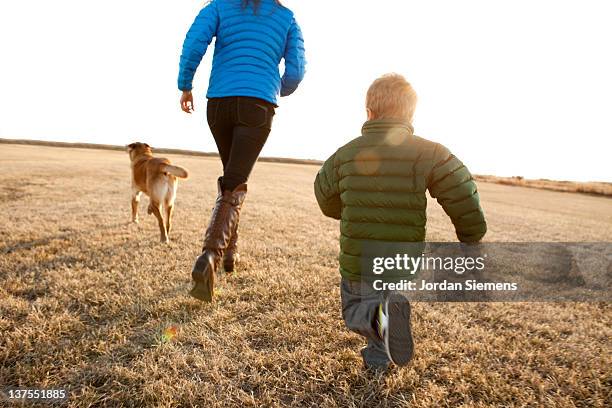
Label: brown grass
xmin=475 ymin=175 xmax=612 ymax=198
xmin=1 ymin=144 xmax=611 ymax=407
xmin=0 ymin=138 xmax=324 ymax=167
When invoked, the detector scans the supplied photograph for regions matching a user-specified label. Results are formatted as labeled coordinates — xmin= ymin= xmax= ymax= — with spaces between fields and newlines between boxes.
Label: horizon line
xmin=1 ymin=137 xmax=610 ymax=197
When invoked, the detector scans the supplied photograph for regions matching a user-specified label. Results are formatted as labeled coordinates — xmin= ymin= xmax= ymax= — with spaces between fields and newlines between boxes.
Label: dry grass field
xmin=1 ymin=144 xmax=611 ymax=407
xmin=474 ymin=175 xmax=612 ymax=198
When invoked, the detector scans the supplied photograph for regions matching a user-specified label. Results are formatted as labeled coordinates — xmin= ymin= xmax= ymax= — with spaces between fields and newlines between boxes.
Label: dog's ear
xmin=127 ymin=143 xmax=137 ymax=151
xmin=144 ymin=143 xmax=151 ymax=149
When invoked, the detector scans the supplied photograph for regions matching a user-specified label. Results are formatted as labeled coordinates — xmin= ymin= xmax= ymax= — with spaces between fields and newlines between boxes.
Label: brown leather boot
xmin=223 ymin=216 xmax=240 ymax=272
xmin=190 ymin=182 xmax=247 ymax=302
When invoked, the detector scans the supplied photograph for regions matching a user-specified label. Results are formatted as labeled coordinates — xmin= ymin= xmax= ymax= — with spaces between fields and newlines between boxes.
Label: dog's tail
xmin=162 ymin=164 xmax=189 ymax=179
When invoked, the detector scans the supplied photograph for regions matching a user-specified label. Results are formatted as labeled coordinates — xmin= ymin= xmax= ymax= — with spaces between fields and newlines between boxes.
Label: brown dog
xmin=127 ymin=143 xmax=189 ymax=243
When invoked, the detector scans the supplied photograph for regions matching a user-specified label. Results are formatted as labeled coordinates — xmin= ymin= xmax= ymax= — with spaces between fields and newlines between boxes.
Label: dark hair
xmin=241 ymin=0 xmax=282 ymax=13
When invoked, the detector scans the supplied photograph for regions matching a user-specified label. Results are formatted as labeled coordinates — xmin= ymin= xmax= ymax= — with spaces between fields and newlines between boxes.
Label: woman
xmin=178 ymin=0 xmax=306 ymax=301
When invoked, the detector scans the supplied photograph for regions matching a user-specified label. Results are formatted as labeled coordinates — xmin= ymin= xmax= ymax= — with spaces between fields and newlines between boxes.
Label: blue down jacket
xmin=178 ymin=0 xmax=306 ymax=105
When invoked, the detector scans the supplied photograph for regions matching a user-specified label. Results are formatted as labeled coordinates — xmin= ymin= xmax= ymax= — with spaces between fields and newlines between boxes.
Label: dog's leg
xmin=131 ymin=191 xmax=142 ymax=223
xmin=165 ymin=181 xmax=177 ymax=237
xmin=150 ymin=200 xmax=168 ymax=243
xmin=165 ymin=204 xmax=174 ymax=236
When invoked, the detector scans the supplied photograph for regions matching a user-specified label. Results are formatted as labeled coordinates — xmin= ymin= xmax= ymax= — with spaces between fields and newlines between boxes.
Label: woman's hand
xmin=180 ymin=91 xmax=194 ymax=114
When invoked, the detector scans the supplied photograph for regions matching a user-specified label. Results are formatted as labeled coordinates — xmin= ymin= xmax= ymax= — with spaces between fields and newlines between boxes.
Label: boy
xmin=314 ymin=74 xmax=487 ymax=371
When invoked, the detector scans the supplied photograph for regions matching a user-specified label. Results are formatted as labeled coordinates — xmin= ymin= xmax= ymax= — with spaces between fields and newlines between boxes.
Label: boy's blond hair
xmin=366 ymin=73 xmax=417 ymax=122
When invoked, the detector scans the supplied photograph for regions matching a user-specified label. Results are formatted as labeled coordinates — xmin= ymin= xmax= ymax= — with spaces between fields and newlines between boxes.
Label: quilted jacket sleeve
xmin=178 ymin=2 xmax=220 ymax=91
xmin=427 ymin=144 xmax=487 ymax=242
xmin=281 ymin=17 xmax=306 ymax=97
xmin=314 ymin=152 xmax=341 ymax=220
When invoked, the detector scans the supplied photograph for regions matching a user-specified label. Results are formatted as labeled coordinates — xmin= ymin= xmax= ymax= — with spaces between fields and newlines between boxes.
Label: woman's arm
xmin=281 ymin=17 xmax=306 ymax=97
xmin=178 ymin=1 xmax=220 ymax=92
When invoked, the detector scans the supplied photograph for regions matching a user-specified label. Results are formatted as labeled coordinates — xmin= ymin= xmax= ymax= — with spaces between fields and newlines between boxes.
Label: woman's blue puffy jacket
xmin=178 ymin=0 xmax=306 ymax=105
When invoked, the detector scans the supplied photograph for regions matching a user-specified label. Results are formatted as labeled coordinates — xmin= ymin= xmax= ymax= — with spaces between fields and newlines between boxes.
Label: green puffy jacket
xmin=314 ymin=119 xmax=487 ymax=281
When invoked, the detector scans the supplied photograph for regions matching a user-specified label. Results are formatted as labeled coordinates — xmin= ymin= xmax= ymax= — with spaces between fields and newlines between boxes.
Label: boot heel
xmin=223 ymin=252 xmax=240 ymax=273
xmin=223 ymin=259 xmax=234 ymax=273
xmin=190 ymin=255 xmax=214 ymax=302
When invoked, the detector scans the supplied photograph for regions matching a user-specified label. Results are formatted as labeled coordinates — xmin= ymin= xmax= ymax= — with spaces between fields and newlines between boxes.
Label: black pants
xmin=207 ymin=96 xmax=275 ymax=191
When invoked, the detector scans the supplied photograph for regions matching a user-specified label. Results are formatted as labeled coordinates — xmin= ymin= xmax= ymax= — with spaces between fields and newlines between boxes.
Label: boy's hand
xmin=180 ymin=91 xmax=194 ymax=114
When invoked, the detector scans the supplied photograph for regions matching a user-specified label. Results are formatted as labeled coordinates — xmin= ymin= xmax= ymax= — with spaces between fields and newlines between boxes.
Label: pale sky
xmin=0 ymin=0 xmax=610 ymax=182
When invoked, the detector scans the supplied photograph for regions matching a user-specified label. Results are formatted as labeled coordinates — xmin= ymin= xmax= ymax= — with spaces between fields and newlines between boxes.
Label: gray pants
xmin=340 ymin=278 xmax=390 ymax=369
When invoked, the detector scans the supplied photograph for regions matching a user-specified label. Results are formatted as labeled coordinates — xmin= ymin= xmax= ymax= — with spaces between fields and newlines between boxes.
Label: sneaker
xmin=377 ymin=293 xmax=414 ymax=366
xmin=360 ymin=346 xmax=391 ymax=374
